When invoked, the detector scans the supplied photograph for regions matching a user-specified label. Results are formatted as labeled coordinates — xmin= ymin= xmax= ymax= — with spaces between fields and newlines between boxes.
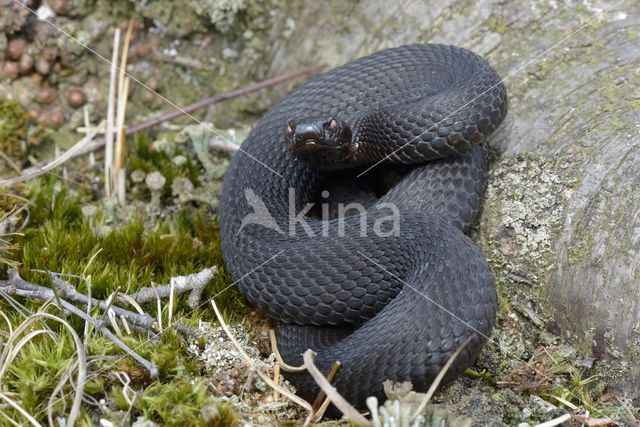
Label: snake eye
xmin=328 ymin=118 xmax=338 ymax=132
xmin=285 ymin=123 xmax=293 ymax=137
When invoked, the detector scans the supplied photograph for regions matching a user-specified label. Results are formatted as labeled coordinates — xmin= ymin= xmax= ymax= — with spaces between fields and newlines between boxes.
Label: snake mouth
xmin=290 ymin=138 xmax=348 ymax=150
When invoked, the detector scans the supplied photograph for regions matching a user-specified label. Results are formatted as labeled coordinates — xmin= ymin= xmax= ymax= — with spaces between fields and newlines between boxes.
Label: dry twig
xmin=0 ymin=268 xmax=217 ymax=378
xmin=18 ymin=63 xmax=327 ymax=178
xmin=0 ymin=123 xmax=104 ymax=187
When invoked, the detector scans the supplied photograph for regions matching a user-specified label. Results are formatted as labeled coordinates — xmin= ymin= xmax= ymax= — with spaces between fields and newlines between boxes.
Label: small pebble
xmin=2 ymin=61 xmax=20 ymax=79
xmin=35 ymin=57 xmax=51 ymax=75
xmin=30 ymin=73 xmax=43 ymax=85
xmin=36 ymin=87 xmax=56 ymax=104
xmin=27 ymin=106 xmax=40 ymax=120
xmin=48 ymin=109 xmax=65 ymax=128
xmin=66 ymin=88 xmax=86 ymax=108
xmin=48 ymin=0 xmax=71 ymax=16
xmin=18 ymin=53 xmax=34 ymax=74
xmin=7 ymin=38 xmax=27 ymax=60
xmin=42 ymin=46 xmax=58 ymax=62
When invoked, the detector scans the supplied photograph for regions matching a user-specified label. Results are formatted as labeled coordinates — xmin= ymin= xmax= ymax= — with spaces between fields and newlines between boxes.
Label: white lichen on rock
xmin=187 ymin=322 xmax=259 ymax=374
xmin=191 ymin=0 xmax=246 ymax=33
xmin=481 ymin=153 xmax=572 ymax=272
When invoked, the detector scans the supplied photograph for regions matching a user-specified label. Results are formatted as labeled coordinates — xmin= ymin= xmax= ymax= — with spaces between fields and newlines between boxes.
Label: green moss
xmin=0 ymin=171 xmax=250 ymax=424
xmin=5 ymin=335 xmax=77 ymax=419
xmin=12 ymin=179 xmax=244 ymax=316
xmin=567 ymin=228 xmax=594 ymax=266
xmin=137 ymin=379 xmax=238 ymax=426
xmin=129 ymin=133 xmax=203 ymax=191
xmin=0 ymin=98 xmax=47 ymax=162
xmin=486 ymin=16 xmax=509 ymax=34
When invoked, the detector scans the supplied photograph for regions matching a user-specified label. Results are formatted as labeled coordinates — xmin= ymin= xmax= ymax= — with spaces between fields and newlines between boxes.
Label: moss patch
xmin=0 ymin=98 xmax=47 ymax=164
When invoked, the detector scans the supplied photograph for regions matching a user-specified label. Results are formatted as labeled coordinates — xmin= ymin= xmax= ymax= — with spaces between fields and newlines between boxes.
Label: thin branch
xmin=0 ymin=268 xmax=203 ymax=346
xmin=122 ymin=267 xmax=215 ymax=309
xmin=19 ymin=62 xmax=327 ymax=176
xmin=0 ymin=270 xmax=158 ymax=379
xmin=62 ymin=301 xmax=159 ymax=378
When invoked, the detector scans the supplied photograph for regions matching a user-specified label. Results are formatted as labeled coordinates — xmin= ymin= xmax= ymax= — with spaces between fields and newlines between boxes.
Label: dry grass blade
xmin=0 ymin=310 xmax=13 ymax=336
xmin=114 ymin=21 xmax=134 ymax=203
xmin=549 ymin=394 xmax=578 ymax=410
xmin=48 ymin=359 xmax=79 ymax=426
xmin=410 ymin=334 xmax=474 ymax=422
xmin=303 ymin=350 xmax=371 ymax=427
xmin=0 ymin=150 xmax=21 ymax=175
xmin=269 ymin=328 xmax=306 ymax=372
xmin=0 ymin=123 xmax=103 ymax=187
xmin=0 ymin=392 xmax=42 ymax=427
xmin=209 ymin=298 xmax=312 ymax=412
xmin=534 ymin=413 xmax=573 ymax=427
xmin=105 ymin=27 xmax=121 ymax=197
xmin=4 ymin=330 xmax=56 ymax=368
xmin=0 ymin=313 xmax=86 ymax=427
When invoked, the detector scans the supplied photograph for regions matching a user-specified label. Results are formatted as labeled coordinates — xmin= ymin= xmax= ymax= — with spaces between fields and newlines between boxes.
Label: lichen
xmin=477 ymin=152 xmax=575 ymax=310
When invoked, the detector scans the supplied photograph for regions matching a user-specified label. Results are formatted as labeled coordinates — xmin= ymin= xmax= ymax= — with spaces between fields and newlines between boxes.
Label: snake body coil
xmin=220 ymin=44 xmax=507 ymax=408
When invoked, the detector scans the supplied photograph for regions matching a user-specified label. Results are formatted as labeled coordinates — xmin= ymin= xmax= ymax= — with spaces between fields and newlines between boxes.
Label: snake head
xmin=285 ymin=117 xmax=354 ymax=169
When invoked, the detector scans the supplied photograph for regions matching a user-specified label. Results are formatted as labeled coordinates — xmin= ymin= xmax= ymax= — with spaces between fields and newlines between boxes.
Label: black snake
xmin=219 ymin=44 xmax=507 ymax=409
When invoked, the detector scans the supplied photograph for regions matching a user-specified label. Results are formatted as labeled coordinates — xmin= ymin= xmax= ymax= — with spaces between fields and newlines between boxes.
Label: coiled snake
xmin=219 ymin=44 xmax=507 ymax=409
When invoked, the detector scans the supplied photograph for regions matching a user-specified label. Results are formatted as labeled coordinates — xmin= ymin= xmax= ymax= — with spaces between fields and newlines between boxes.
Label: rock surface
xmin=260 ymin=0 xmax=640 ymax=397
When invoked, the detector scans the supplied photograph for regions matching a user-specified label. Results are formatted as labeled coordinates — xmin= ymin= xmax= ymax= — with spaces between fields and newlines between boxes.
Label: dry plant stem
xmin=124 ymin=62 xmax=327 ymax=143
xmin=48 ymin=359 xmax=79 ymax=426
xmin=114 ymin=21 xmax=134 ymax=205
xmin=209 ymin=298 xmax=313 ymax=412
xmin=409 ymin=334 xmax=474 ymax=422
xmin=105 ymin=28 xmax=120 ymax=198
xmin=20 ymin=63 xmax=327 ymax=177
xmin=534 ymin=414 xmax=573 ymax=427
xmin=311 ymin=361 xmax=341 ymax=413
xmin=0 ymin=392 xmax=42 ymax=427
xmin=269 ymin=328 xmax=307 ymax=372
xmin=58 ymin=292 xmax=159 ymax=378
xmin=0 ymin=269 xmax=198 ymax=338
xmin=0 ymin=150 xmax=21 ymax=175
xmin=303 ymin=350 xmax=371 ymax=426
xmin=0 ymin=123 xmax=104 ymax=187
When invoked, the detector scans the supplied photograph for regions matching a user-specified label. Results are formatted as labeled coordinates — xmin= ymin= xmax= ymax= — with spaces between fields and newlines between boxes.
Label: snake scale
xmin=219 ymin=44 xmax=507 ymax=410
